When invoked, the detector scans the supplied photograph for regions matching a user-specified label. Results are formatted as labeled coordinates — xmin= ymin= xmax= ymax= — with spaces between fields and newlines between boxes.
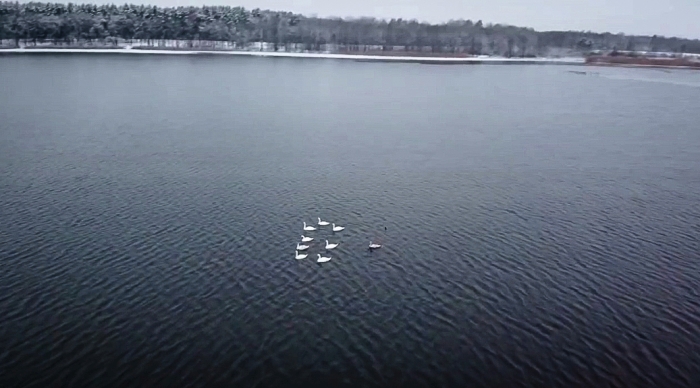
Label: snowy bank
xmin=0 ymin=47 xmax=585 ymax=65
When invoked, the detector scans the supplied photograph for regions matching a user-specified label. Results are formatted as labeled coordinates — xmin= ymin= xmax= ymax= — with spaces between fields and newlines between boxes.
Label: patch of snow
xmin=0 ymin=48 xmax=586 ymax=64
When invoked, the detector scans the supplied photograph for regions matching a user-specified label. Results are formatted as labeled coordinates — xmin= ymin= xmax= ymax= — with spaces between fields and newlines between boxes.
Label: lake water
xmin=1 ymin=54 xmax=700 ymax=387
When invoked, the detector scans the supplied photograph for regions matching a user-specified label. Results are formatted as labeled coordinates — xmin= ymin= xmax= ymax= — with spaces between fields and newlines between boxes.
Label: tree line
xmin=1 ymin=1 xmax=699 ymax=56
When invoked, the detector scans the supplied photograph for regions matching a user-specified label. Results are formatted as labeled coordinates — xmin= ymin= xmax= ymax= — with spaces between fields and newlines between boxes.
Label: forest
xmin=2 ymin=2 xmax=700 ymax=56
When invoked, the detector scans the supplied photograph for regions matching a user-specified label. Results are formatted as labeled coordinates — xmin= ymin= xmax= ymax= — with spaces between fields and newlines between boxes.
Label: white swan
xmin=303 ymin=222 xmax=317 ymax=231
xmin=301 ymin=235 xmax=314 ymax=242
xmin=296 ymin=243 xmax=310 ymax=251
xmin=369 ymin=241 xmax=382 ymax=249
xmin=295 ymin=250 xmax=308 ymax=260
xmin=332 ymin=223 xmax=345 ymax=232
xmin=317 ymin=254 xmax=331 ymax=263
xmin=325 ymin=240 xmax=339 ymax=250
xmin=317 ymin=217 xmax=330 ymax=226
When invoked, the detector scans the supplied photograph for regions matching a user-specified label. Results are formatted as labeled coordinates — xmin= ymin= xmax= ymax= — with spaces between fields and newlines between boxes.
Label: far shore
xmin=0 ymin=46 xmax=586 ymax=65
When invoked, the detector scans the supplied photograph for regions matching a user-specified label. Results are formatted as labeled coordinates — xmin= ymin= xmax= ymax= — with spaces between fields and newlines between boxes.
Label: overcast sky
xmin=87 ymin=0 xmax=700 ymax=39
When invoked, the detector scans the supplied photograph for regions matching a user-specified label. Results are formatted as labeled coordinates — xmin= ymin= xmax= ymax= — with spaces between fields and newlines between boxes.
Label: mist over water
xmin=1 ymin=54 xmax=700 ymax=387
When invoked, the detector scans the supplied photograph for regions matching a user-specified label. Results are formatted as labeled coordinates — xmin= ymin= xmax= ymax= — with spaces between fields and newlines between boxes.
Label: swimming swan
xmin=332 ymin=223 xmax=345 ymax=232
xmin=301 ymin=235 xmax=314 ymax=242
xmin=317 ymin=254 xmax=331 ymax=263
xmin=325 ymin=240 xmax=339 ymax=249
xmin=303 ymin=222 xmax=317 ymax=231
xmin=296 ymin=243 xmax=310 ymax=251
xmin=369 ymin=242 xmax=382 ymax=249
xmin=295 ymin=250 xmax=308 ymax=259
xmin=317 ymin=217 xmax=330 ymax=226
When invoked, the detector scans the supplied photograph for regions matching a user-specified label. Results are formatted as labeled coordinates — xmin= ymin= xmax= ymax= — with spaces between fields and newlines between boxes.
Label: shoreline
xmin=0 ymin=47 xmax=585 ymax=65
xmin=5 ymin=47 xmax=696 ymax=69
xmin=585 ymin=56 xmax=700 ymax=71
xmin=585 ymin=62 xmax=700 ymax=70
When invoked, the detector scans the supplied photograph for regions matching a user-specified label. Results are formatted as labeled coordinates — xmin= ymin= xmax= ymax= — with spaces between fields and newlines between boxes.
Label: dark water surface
xmin=1 ymin=55 xmax=700 ymax=387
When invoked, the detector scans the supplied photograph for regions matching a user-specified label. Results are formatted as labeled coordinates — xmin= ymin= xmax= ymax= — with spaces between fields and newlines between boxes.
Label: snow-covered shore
xmin=0 ymin=47 xmax=585 ymax=65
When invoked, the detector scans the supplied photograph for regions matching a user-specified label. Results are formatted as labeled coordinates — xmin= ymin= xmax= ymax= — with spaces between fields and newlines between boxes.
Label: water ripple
xmin=2 ymin=57 xmax=700 ymax=387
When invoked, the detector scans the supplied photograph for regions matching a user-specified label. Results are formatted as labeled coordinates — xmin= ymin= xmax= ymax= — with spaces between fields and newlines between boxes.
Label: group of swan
xmin=303 ymin=219 xmax=345 ymax=232
xmin=294 ymin=218 xmax=382 ymax=262
xmin=297 ymin=218 xmax=344 ymax=262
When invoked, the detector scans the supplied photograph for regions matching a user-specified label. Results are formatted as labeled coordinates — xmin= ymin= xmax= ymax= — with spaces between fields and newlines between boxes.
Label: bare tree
xmin=2 ymin=2 xmax=700 ymax=55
